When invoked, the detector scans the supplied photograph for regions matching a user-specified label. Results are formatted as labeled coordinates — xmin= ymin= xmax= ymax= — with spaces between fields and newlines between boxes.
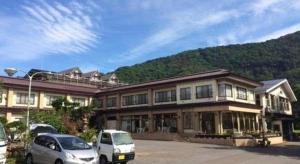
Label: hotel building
xmin=0 ymin=68 xmax=297 ymax=139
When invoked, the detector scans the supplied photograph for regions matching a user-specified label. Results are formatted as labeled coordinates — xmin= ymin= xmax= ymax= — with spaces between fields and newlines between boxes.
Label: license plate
xmin=118 ymin=155 xmax=125 ymax=160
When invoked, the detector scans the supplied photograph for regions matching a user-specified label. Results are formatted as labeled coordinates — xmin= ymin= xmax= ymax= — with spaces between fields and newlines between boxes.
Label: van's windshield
xmin=112 ymin=133 xmax=133 ymax=145
xmin=0 ymin=124 xmax=6 ymax=141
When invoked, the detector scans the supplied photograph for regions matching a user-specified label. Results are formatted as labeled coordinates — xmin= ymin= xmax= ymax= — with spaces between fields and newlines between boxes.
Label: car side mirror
xmin=49 ymin=144 xmax=56 ymax=150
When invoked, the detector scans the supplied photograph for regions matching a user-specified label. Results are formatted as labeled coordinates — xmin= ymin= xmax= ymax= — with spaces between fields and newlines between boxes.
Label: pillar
xmin=255 ymin=114 xmax=259 ymax=132
xmin=148 ymin=89 xmax=153 ymax=106
xmin=116 ymin=93 xmax=121 ymax=109
xmin=199 ymin=113 xmax=202 ymax=133
xmin=7 ymin=88 xmax=13 ymax=108
xmin=177 ymin=109 xmax=183 ymax=133
xmin=148 ymin=111 xmax=154 ymax=132
xmin=219 ymin=111 xmax=223 ymax=134
xmin=214 ymin=112 xmax=220 ymax=134
xmin=38 ymin=91 xmax=45 ymax=110
xmin=242 ymin=113 xmax=246 ymax=131
xmin=116 ymin=113 xmax=121 ymax=130
xmin=194 ymin=112 xmax=199 ymax=131
xmin=237 ymin=113 xmax=240 ymax=132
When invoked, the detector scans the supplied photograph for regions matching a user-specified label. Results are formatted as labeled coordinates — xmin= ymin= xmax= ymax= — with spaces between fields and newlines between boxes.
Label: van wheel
xmin=25 ymin=154 xmax=33 ymax=164
xmin=100 ymin=155 xmax=107 ymax=164
xmin=55 ymin=159 xmax=63 ymax=164
xmin=121 ymin=162 xmax=127 ymax=164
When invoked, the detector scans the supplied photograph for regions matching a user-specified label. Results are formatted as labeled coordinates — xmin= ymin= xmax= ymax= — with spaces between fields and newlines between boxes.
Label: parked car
xmin=25 ymin=134 xmax=99 ymax=164
xmin=0 ymin=123 xmax=7 ymax=163
xmin=97 ymin=129 xmax=135 ymax=164
xmin=30 ymin=124 xmax=58 ymax=136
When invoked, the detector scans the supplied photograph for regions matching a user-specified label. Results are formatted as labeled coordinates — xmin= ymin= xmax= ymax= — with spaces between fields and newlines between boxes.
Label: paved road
xmin=129 ymin=140 xmax=300 ymax=164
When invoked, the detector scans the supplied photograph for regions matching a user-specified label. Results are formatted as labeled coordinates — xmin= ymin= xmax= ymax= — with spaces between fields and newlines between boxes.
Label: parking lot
xmin=130 ymin=140 xmax=300 ymax=164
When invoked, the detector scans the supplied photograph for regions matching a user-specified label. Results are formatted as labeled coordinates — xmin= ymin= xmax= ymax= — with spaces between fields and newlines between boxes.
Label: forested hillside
xmin=114 ymin=31 xmax=300 ymax=110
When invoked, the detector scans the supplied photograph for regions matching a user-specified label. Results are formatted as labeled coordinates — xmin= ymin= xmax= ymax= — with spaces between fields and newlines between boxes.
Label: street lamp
xmin=4 ymin=68 xmax=51 ymax=147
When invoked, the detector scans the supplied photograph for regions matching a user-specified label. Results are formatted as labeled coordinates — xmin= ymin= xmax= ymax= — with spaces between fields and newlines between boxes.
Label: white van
xmin=97 ymin=130 xmax=135 ymax=164
xmin=0 ymin=123 xmax=7 ymax=164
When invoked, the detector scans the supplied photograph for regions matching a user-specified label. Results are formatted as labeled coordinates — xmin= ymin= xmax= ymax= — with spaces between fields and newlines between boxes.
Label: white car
xmin=97 ymin=130 xmax=135 ymax=164
xmin=26 ymin=134 xmax=99 ymax=164
xmin=30 ymin=124 xmax=58 ymax=135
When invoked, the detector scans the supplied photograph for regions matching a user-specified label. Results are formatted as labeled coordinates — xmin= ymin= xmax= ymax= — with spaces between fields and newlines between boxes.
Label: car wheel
xmin=25 ymin=154 xmax=33 ymax=164
xmin=99 ymin=155 xmax=107 ymax=164
xmin=55 ymin=159 xmax=63 ymax=164
xmin=120 ymin=162 xmax=127 ymax=164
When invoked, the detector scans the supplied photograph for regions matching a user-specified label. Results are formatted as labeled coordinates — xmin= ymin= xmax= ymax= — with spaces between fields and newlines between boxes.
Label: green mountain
xmin=114 ymin=31 xmax=300 ymax=110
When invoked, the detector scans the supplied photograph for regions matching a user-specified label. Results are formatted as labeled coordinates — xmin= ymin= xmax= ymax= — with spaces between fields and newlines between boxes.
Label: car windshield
xmin=112 ymin=133 xmax=133 ymax=145
xmin=57 ymin=136 xmax=91 ymax=150
xmin=0 ymin=124 xmax=6 ymax=141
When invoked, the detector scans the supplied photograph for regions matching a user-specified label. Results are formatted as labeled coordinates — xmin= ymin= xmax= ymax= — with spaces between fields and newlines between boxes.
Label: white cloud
xmin=250 ymin=0 xmax=283 ymax=14
xmin=120 ymin=9 xmax=239 ymax=61
xmin=254 ymin=23 xmax=300 ymax=42
xmin=0 ymin=0 xmax=100 ymax=61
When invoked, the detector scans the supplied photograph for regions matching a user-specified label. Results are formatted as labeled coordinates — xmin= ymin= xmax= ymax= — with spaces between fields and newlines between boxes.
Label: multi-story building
xmin=0 ymin=68 xmax=297 ymax=140
xmin=255 ymin=79 xmax=297 ymax=139
xmin=0 ymin=67 xmax=121 ymax=122
xmin=95 ymin=69 xmax=263 ymax=135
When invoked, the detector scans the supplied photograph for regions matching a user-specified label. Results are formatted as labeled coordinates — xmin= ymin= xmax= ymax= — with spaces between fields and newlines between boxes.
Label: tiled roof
xmin=82 ymin=71 xmax=101 ymax=78
xmin=97 ymin=69 xmax=261 ymax=94
xmin=58 ymin=67 xmax=82 ymax=74
xmin=255 ymin=79 xmax=286 ymax=93
xmin=0 ymin=76 xmax=99 ymax=95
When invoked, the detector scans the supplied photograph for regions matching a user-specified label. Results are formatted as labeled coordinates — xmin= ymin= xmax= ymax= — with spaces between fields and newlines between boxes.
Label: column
xmin=177 ymin=109 xmax=183 ymax=133
xmin=214 ymin=112 xmax=220 ymax=134
xmin=7 ymin=88 xmax=13 ymax=107
xmin=148 ymin=88 xmax=153 ymax=106
xmin=194 ymin=112 xmax=199 ymax=131
xmin=199 ymin=113 xmax=202 ymax=133
xmin=116 ymin=93 xmax=121 ymax=109
xmin=242 ymin=113 xmax=246 ymax=131
xmin=116 ymin=113 xmax=121 ymax=130
xmin=252 ymin=115 xmax=256 ymax=131
xmin=148 ymin=111 xmax=154 ymax=132
xmin=219 ymin=111 xmax=223 ymax=134
xmin=231 ymin=112 xmax=235 ymax=131
xmin=237 ymin=113 xmax=240 ymax=132
xmin=255 ymin=114 xmax=259 ymax=132
xmin=38 ymin=91 xmax=44 ymax=110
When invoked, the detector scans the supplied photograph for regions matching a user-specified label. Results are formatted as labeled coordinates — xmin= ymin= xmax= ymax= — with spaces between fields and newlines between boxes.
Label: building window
xmin=136 ymin=94 xmax=148 ymax=105
xmin=46 ymin=95 xmax=60 ymax=106
xmin=184 ymin=112 xmax=193 ymax=129
xmin=123 ymin=95 xmax=134 ymax=106
xmin=255 ymin=95 xmax=261 ymax=106
xmin=236 ymin=87 xmax=247 ymax=100
xmin=16 ymin=93 xmax=35 ymax=105
xmin=270 ymin=95 xmax=275 ymax=109
xmin=222 ymin=113 xmax=233 ymax=130
xmin=196 ymin=85 xmax=213 ymax=99
xmin=72 ymin=97 xmax=86 ymax=106
xmin=107 ymin=97 xmax=117 ymax=108
xmin=180 ymin=87 xmax=191 ymax=100
xmin=98 ymin=99 xmax=104 ymax=108
xmin=218 ymin=84 xmax=232 ymax=97
xmin=155 ymin=90 xmax=176 ymax=103
xmin=248 ymin=90 xmax=255 ymax=101
xmin=122 ymin=94 xmax=148 ymax=106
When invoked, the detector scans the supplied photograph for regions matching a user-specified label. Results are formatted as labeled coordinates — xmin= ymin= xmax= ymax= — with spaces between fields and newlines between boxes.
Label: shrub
xmin=79 ymin=128 xmax=98 ymax=143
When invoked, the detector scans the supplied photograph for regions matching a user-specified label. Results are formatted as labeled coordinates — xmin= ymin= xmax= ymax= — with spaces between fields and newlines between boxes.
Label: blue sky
xmin=1 ymin=0 xmax=300 ymax=75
